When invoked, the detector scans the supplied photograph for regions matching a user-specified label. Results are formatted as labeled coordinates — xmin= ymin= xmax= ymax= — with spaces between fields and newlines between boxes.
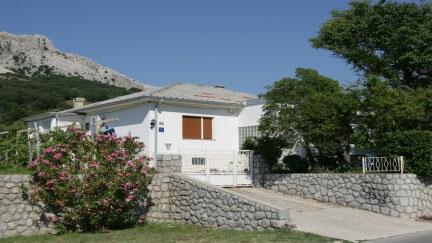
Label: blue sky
xmin=1 ymin=1 xmax=365 ymax=94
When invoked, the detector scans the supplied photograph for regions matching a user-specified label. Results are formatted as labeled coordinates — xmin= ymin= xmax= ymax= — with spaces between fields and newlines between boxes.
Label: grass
xmin=0 ymin=223 xmax=340 ymax=243
xmin=0 ymin=164 xmax=31 ymax=175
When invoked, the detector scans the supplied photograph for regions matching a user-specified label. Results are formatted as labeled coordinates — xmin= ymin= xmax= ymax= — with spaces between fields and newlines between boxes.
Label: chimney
xmin=73 ymin=97 xmax=86 ymax=109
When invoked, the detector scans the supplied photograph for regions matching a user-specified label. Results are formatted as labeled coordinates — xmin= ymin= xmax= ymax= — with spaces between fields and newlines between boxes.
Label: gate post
xmin=205 ymin=150 xmax=210 ymax=182
xmin=400 ymin=156 xmax=404 ymax=174
xmin=233 ymin=151 xmax=237 ymax=186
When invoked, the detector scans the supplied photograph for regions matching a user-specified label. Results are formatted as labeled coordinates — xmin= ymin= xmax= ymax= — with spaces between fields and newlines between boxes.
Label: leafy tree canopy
xmin=260 ymin=68 xmax=358 ymax=168
xmin=311 ymin=0 xmax=432 ymax=88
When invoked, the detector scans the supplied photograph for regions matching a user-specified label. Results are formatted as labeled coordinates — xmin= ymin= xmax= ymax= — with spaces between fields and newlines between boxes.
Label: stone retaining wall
xmin=255 ymin=173 xmax=432 ymax=219
xmin=0 ymin=175 xmax=47 ymax=238
xmin=148 ymin=173 xmax=289 ymax=230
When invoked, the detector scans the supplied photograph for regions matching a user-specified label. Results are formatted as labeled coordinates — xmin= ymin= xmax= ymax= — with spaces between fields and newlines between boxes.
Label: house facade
xmin=24 ymin=83 xmax=264 ymax=159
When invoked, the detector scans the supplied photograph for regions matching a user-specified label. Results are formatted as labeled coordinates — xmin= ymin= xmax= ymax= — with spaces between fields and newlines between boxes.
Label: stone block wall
xmin=147 ymin=173 xmax=173 ymax=222
xmin=255 ymin=173 xmax=432 ymax=219
xmin=155 ymin=154 xmax=182 ymax=173
xmin=0 ymin=175 xmax=47 ymax=238
xmin=148 ymin=173 xmax=289 ymax=230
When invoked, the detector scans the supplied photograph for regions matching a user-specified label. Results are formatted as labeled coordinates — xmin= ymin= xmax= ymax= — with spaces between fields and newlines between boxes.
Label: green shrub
xmin=376 ymin=130 xmax=432 ymax=177
xmin=240 ymin=137 xmax=258 ymax=151
xmin=29 ymin=127 xmax=154 ymax=232
xmin=283 ymin=155 xmax=309 ymax=173
xmin=242 ymin=136 xmax=287 ymax=171
xmin=0 ymin=133 xmax=29 ymax=169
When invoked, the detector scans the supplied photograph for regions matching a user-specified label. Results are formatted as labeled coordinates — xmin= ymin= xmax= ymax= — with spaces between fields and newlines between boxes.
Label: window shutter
xmin=203 ymin=117 xmax=213 ymax=139
xmin=182 ymin=116 xmax=202 ymax=139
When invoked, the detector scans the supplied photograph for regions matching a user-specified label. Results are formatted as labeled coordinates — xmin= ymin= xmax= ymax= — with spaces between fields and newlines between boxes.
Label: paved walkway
xmin=367 ymin=230 xmax=432 ymax=243
xmin=229 ymin=187 xmax=432 ymax=242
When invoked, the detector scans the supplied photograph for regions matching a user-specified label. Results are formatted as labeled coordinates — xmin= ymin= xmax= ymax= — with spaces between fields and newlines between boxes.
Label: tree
xmin=260 ymin=68 xmax=358 ymax=169
xmin=351 ymin=77 xmax=432 ymax=177
xmin=311 ymin=1 xmax=432 ymax=88
xmin=355 ymin=77 xmax=432 ymax=144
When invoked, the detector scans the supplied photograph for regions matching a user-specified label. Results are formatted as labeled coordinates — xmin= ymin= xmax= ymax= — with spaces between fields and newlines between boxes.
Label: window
xmin=182 ymin=116 xmax=213 ymax=140
xmin=239 ymin=126 xmax=261 ymax=147
xmin=203 ymin=117 xmax=212 ymax=139
xmin=192 ymin=157 xmax=206 ymax=165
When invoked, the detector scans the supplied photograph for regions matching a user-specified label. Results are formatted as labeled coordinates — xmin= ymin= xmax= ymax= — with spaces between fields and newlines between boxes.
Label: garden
xmin=1 ymin=1 xmax=432 ymax=241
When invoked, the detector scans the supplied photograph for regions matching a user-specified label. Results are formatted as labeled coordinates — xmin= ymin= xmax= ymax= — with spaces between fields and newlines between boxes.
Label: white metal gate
xmin=180 ymin=149 xmax=253 ymax=187
xmin=362 ymin=156 xmax=404 ymax=174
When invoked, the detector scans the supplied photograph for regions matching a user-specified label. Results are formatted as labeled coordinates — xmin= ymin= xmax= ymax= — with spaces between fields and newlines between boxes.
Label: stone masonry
xmin=255 ymin=173 xmax=432 ymax=219
xmin=0 ymin=175 xmax=48 ymax=238
xmin=148 ymin=173 xmax=289 ymax=230
xmin=148 ymin=154 xmax=290 ymax=230
xmin=1 ymin=154 xmax=289 ymax=238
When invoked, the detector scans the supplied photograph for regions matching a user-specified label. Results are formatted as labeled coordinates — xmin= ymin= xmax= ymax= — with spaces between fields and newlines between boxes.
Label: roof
xmin=152 ymin=83 xmax=255 ymax=103
xmin=23 ymin=82 xmax=257 ymax=121
xmin=23 ymin=112 xmax=84 ymax=122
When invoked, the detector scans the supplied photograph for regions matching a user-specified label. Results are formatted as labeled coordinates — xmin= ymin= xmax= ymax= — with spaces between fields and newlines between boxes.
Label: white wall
xmin=82 ymin=102 xmax=242 ymax=161
xmin=75 ymin=101 xmax=263 ymax=158
xmin=155 ymin=104 xmax=241 ymax=153
xmin=27 ymin=118 xmax=52 ymax=133
xmin=84 ymin=103 xmax=153 ymax=153
xmin=27 ymin=115 xmax=85 ymax=133
xmin=238 ymin=103 xmax=264 ymax=127
xmin=57 ymin=115 xmax=85 ymax=129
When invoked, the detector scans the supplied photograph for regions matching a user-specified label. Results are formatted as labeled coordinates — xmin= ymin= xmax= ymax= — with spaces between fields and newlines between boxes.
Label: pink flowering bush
xmin=29 ymin=127 xmax=154 ymax=232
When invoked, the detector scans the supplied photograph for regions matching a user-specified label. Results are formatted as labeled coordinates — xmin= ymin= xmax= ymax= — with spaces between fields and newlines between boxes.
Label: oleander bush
xmin=28 ymin=127 xmax=154 ymax=232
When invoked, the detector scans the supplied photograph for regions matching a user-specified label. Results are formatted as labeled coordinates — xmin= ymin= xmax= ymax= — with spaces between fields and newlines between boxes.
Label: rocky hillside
xmin=0 ymin=32 xmax=155 ymax=90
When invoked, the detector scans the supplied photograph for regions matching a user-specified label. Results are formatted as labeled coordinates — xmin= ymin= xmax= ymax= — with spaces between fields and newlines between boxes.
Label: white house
xmin=24 ymin=83 xmax=264 ymax=186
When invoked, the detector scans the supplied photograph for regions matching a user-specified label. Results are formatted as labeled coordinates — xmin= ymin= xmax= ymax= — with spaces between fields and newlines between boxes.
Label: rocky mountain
xmin=0 ymin=32 xmax=155 ymax=90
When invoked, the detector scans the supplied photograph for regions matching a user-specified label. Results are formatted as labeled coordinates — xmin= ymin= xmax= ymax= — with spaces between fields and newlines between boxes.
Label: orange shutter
xmin=203 ymin=117 xmax=213 ymax=140
xmin=182 ymin=116 xmax=202 ymax=139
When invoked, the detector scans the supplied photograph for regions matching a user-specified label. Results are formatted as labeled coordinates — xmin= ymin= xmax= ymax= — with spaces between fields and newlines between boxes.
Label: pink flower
xmin=53 ymin=153 xmax=62 ymax=160
xmin=126 ymin=194 xmax=135 ymax=202
xmin=43 ymin=159 xmax=50 ymax=165
xmin=29 ymin=157 xmax=41 ymax=168
xmin=138 ymin=216 xmax=145 ymax=224
xmin=58 ymin=171 xmax=68 ymax=181
xmin=89 ymin=161 xmax=99 ymax=169
xmin=49 ymin=214 xmax=58 ymax=223
xmin=127 ymin=160 xmax=136 ymax=171
xmin=123 ymin=182 xmax=132 ymax=191
xmin=38 ymin=171 xmax=45 ymax=177
xmin=101 ymin=199 xmax=110 ymax=207
xmin=44 ymin=147 xmax=53 ymax=154
xmin=46 ymin=179 xmax=56 ymax=190
xmin=140 ymin=166 xmax=150 ymax=175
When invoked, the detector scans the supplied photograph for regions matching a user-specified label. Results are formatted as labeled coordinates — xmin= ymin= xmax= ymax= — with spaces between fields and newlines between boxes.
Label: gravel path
xmin=229 ymin=187 xmax=432 ymax=242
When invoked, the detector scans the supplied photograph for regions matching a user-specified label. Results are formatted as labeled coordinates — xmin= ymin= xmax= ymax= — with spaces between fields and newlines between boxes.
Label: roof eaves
xmin=22 ymin=112 xmax=82 ymax=122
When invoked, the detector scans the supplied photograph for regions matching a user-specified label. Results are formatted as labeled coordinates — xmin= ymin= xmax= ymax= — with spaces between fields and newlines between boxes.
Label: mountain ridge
xmin=0 ymin=32 xmax=156 ymax=90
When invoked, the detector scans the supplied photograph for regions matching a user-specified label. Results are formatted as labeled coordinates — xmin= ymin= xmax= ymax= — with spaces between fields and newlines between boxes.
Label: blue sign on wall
xmin=159 ymin=127 xmax=165 ymax=133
